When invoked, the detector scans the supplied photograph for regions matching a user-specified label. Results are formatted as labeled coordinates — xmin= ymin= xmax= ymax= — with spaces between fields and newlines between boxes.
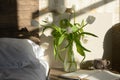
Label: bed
xmin=0 ymin=37 xmax=49 ymax=80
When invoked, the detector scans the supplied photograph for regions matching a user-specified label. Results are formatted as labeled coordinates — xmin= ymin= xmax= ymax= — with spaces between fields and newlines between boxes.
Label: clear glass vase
xmin=64 ymin=51 xmax=77 ymax=72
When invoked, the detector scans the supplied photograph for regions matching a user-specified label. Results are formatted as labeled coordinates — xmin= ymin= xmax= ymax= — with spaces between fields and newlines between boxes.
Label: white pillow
xmin=0 ymin=38 xmax=49 ymax=80
xmin=27 ymin=40 xmax=49 ymax=76
xmin=0 ymin=38 xmax=41 ymax=68
xmin=27 ymin=39 xmax=45 ymax=58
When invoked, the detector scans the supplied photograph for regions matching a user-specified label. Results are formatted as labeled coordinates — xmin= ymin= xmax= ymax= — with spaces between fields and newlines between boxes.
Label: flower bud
xmin=72 ymin=5 xmax=76 ymax=11
xmin=72 ymin=5 xmax=79 ymax=12
xmin=86 ymin=16 xmax=96 ymax=24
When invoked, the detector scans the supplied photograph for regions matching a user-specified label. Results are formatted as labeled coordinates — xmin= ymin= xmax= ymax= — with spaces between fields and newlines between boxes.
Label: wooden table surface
xmin=48 ymin=68 xmax=120 ymax=80
xmin=49 ymin=68 xmax=67 ymax=80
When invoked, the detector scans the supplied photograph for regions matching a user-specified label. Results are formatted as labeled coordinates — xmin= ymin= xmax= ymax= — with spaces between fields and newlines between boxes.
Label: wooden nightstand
xmin=48 ymin=68 xmax=120 ymax=80
xmin=48 ymin=68 xmax=67 ymax=80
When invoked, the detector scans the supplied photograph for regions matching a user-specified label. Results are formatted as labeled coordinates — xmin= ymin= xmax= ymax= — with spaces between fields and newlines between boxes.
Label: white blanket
xmin=0 ymin=38 xmax=49 ymax=80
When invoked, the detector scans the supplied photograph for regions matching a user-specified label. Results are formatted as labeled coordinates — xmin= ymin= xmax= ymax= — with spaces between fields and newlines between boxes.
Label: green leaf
xmin=80 ymin=20 xmax=85 ymax=28
xmin=74 ymin=23 xmax=81 ymax=27
xmin=67 ymin=33 xmax=73 ymax=41
xmin=67 ymin=44 xmax=74 ymax=62
xmin=57 ymin=52 xmax=64 ymax=62
xmin=80 ymin=55 xmax=86 ymax=64
xmin=74 ymin=33 xmax=91 ymax=52
xmin=80 ymin=28 xmax=85 ymax=40
xmin=59 ymin=19 xmax=68 ymax=28
xmin=76 ymin=43 xmax=85 ymax=56
xmin=52 ymin=24 xmax=62 ymax=33
xmin=58 ymin=34 xmax=66 ymax=45
xmin=80 ymin=32 xmax=98 ymax=37
xmin=74 ymin=34 xmax=85 ymax=56
xmin=79 ymin=41 xmax=91 ymax=52
xmin=53 ymin=43 xmax=57 ymax=59
xmin=53 ymin=39 xmax=64 ymax=62
xmin=65 ymin=42 xmax=70 ymax=48
xmin=52 ymin=30 xmax=61 ymax=38
xmin=71 ymin=25 xmax=78 ymax=32
xmin=59 ymin=19 xmax=73 ymax=28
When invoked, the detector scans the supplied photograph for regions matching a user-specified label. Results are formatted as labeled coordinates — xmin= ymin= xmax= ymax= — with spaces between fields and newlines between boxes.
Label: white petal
xmin=86 ymin=16 xmax=96 ymax=24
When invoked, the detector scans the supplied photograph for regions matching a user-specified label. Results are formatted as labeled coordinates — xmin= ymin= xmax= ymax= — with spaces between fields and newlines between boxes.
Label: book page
xmin=86 ymin=70 xmax=120 ymax=80
xmin=60 ymin=70 xmax=120 ymax=80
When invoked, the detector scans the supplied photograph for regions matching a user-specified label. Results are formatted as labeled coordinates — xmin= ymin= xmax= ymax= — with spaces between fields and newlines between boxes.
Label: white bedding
xmin=0 ymin=38 xmax=49 ymax=80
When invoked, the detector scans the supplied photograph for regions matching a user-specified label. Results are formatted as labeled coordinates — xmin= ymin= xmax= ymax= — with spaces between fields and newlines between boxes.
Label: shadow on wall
xmin=0 ymin=0 xmax=19 ymax=38
xmin=0 ymin=0 xmax=18 ymax=29
xmin=103 ymin=23 xmax=120 ymax=72
xmin=71 ymin=0 xmax=114 ymax=19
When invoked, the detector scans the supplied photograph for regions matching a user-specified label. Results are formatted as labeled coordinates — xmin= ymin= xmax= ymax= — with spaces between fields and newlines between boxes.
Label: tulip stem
xmin=80 ymin=23 xmax=88 ymax=29
xmin=73 ymin=10 xmax=75 ymax=24
xmin=75 ymin=23 xmax=88 ymax=33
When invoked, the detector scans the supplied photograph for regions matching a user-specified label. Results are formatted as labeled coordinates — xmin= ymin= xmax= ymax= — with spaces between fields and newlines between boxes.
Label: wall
xmin=39 ymin=0 xmax=120 ymax=68
xmin=0 ymin=0 xmax=18 ymax=28
xmin=0 ymin=0 xmax=39 ymax=30
xmin=17 ymin=0 xmax=39 ymax=29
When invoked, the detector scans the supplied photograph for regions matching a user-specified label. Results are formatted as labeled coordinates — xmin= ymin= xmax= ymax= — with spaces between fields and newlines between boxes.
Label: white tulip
xmin=86 ymin=16 xmax=96 ymax=24
xmin=72 ymin=5 xmax=78 ymax=11
xmin=45 ymin=16 xmax=53 ymax=24
xmin=43 ymin=28 xmax=53 ymax=36
xmin=72 ymin=5 xmax=76 ymax=11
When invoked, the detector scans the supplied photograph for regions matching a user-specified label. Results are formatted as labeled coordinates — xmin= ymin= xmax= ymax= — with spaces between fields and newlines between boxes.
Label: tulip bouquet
xmin=42 ymin=7 xmax=97 ymax=72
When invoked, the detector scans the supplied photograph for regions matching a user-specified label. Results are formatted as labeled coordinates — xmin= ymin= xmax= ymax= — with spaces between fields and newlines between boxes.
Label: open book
xmin=58 ymin=70 xmax=120 ymax=80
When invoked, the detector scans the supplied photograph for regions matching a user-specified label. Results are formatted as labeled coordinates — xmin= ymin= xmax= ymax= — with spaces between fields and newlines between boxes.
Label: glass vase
xmin=64 ymin=51 xmax=77 ymax=72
